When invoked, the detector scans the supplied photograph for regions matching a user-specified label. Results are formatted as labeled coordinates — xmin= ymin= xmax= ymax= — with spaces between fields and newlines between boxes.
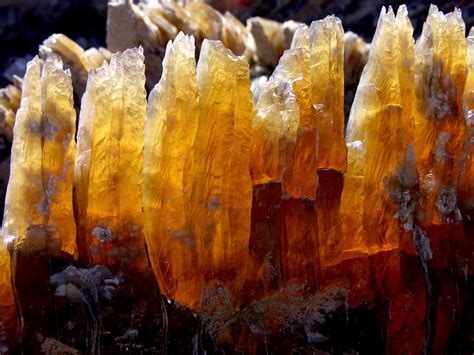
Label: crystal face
xmin=1 ymin=3 xmax=473 ymax=354
xmin=75 ymin=47 xmax=148 ymax=269
xmin=3 ymin=55 xmax=77 ymax=257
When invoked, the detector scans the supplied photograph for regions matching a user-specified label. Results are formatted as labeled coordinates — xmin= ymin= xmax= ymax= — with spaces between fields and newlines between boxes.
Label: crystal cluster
xmin=106 ymin=0 xmax=368 ymax=93
xmin=1 ymin=3 xmax=473 ymax=354
xmin=143 ymin=34 xmax=253 ymax=309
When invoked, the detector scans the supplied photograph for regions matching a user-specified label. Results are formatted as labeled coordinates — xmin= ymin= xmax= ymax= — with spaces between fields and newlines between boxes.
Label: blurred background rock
xmin=1 ymin=0 xmax=473 ymax=87
xmin=0 ymin=0 xmax=107 ymax=87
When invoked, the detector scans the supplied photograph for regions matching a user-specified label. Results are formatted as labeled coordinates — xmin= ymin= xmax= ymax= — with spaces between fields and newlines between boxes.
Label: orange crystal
xmin=342 ymin=6 xmax=417 ymax=256
xmin=3 ymin=55 xmax=77 ymax=257
xmin=143 ymin=33 xmax=201 ymax=309
xmin=414 ymin=6 xmax=467 ymax=227
xmin=190 ymin=40 xmax=253 ymax=306
xmin=75 ymin=48 xmax=147 ymax=269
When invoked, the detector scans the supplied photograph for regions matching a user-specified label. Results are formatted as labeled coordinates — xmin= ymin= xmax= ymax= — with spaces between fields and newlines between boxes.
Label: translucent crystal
xmin=342 ymin=6 xmax=417 ymax=256
xmin=249 ymin=80 xmax=299 ymax=185
xmin=310 ymin=16 xmax=346 ymax=172
xmin=3 ymin=55 xmax=77 ymax=256
xmin=190 ymin=40 xmax=253 ymax=305
xmin=414 ymin=5 xmax=467 ymax=226
xmin=143 ymin=33 xmax=201 ymax=309
xmin=75 ymin=48 xmax=147 ymax=268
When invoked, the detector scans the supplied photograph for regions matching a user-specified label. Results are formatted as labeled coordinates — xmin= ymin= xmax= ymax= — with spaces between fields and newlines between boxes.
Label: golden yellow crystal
xmin=143 ymin=33 xmax=201 ymax=309
xmin=75 ymin=48 xmax=146 ymax=268
xmin=144 ymin=38 xmax=253 ymax=309
xmin=272 ymin=26 xmax=313 ymax=198
xmin=40 ymin=34 xmax=110 ymax=100
xmin=185 ymin=1 xmax=223 ymax=41
xmin=247 ymin=17 xmax=285 ymax=67
xmin=341 ymin=5 xmax=417 ymax=256
xmin=309 ymin=16 xmax=347 ymax=268
xmin=222 ymin=11 xmax=247 ymax=56
xmin=3 ymin=55 xmax=77 ymax=257
xmin=414 ymin=5 xmax=467 ymax=226
xmin=190 ymin=40 xmax=253 ymax=305
xmin=310 ymin=16 xmax=346 ymax=172
xmin=250 ymin=80 xmax=299 ymax=185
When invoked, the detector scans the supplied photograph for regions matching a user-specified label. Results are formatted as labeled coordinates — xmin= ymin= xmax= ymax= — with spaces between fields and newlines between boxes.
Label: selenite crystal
xmin=3 ymin=55 xmax=77 ymax=257
xmin=75 ymin=47 xmax=147 ymax=268
xmin=1 ymin=3 xmax=474 ymax=354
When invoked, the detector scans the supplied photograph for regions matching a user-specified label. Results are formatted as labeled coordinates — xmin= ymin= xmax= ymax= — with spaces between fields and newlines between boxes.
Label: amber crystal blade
xmin=40 ymin=55 xmax=77 ymax=257
xmin=273 ymin=26 xmax=315 ymax=199
xmin=310 ymin=16 xmax=346 ymax=172
xmin=3 ymin=58 xmax=43 ymax=247
xmin=3 ymin=55 xmax=76 ymax=257
xmin=309 ymin=16 xmax=347 ymax=268
xmin=143 ymin=33 xmax=201 ymax=309
xmin=414 ymin=6 xmax=469 ymax=352
xmin=190 ymin=40 xmax=253 ymax=305
xmin=342 ymin=6 xmax=417 ymax=255
xmin=414 ymin=5 xmax=467 ymax=226
xmin=75 ymin=47 xmax=147 ymax=268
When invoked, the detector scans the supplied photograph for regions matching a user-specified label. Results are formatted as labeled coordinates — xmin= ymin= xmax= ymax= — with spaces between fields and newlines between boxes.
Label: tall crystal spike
xmin=143 ymin=33 xmax=201 ymax=309
xmin=343 ymin=6 xmax=417 ymax=255
xmin=190 ymin=40 xmax=253 ymax=306
xmin=414 ymin=5 xmax=467 ymax=226
xmin=75 ymin=48 xmax=147 ymax=268
xmin=3 ymin=55 xmax=76 ymax=257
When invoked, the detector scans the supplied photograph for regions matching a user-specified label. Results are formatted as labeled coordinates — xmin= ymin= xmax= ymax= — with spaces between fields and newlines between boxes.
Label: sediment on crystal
xmin=190 ymin=39 xmax=253 ymax=307
xmin=143 ymin=33 xmax=201 ymax=309
xmin=414 ymin=5 xmax=467 ymax=226
xmin=75 ymin=47 xmax=147 ymax=268
xmin=342 ymin=5 xmax=417 ymax=257
xmin=3 ymin=54 xmax=77 ymax=257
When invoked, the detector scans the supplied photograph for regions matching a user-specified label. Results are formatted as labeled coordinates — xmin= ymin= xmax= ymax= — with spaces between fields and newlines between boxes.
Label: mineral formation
xmin=414 ymin=5 xmax=466 ymax=227
xmin=343 ymin=5 xmax=417 ymax=256
xmin=3 ymin=55 xmax=77 ymax=257
xmin=144 ymin=35 xmax=254 ymax=310
xmin=190 ymin=39 xmax=253 ymax=308
xmin=144 ymin=33 xmax=200 ymax=309
xmin=1 ymin=3 xmax=474 ymax=354
xmin=75 ymin=47 xmax=147 ymax=268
